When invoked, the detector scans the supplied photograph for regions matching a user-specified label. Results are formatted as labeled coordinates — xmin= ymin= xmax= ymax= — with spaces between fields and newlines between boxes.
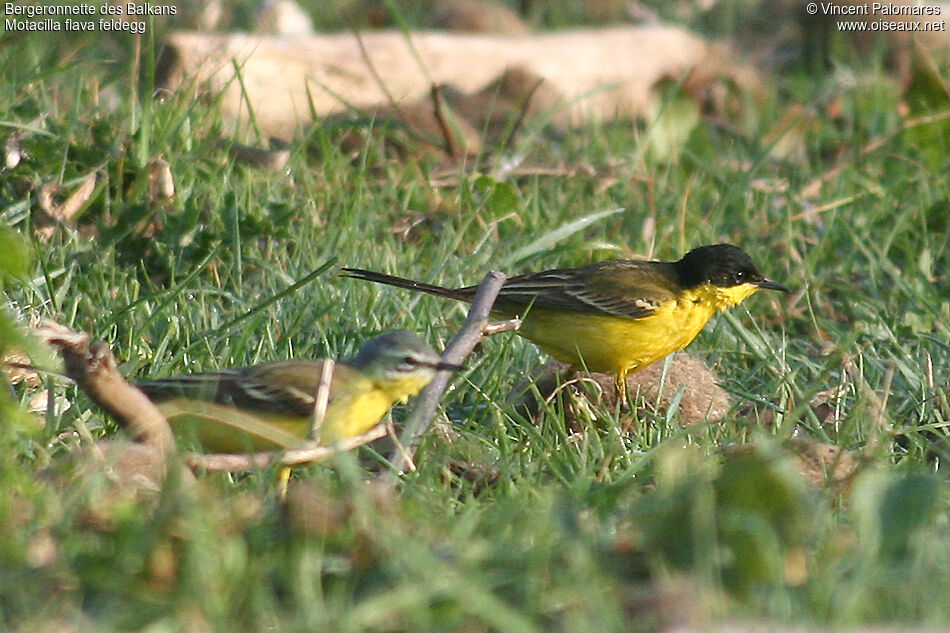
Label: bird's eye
xmin=733 ymin=270 xmax=747 ymax=284
xmin=398 ymin=356 xmax=416 ymax=371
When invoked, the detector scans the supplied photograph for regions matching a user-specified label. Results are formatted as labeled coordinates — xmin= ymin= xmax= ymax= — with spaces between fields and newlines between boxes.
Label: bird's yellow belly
xmin=517 ymin=298 xmax=717 ymax=375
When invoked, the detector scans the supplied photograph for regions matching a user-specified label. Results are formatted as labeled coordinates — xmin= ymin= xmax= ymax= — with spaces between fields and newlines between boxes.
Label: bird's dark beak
xmin=755 ymin=278 xmax=790 ymax=292
xmin=434 ymin=361 xmax=466 ymax=372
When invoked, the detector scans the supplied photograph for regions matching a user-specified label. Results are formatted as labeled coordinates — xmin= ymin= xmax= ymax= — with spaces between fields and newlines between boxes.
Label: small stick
xmin=34 ymin=320 xmax=176 ymax=458
xmin=188 ymin=423 xmax=390 ymax=472
xmin=349 ymin=22 xmax=409 ymax=125
xmin=430 ymin=83 xmax=460 ymax=161
xmin=500 ymin=74 xmax=546 ymax=152
xmin=482 ymin=317 xmax=521 ymax=336
xmin=277 ymin=356 xmax=337 ymax=497
xmin=309 ymin=358 xmax=334 ymax=443
xmin=389 ymin=270 xmax=507 ymax=473
xmin=385 ymin=414 xmax=416 ymax=473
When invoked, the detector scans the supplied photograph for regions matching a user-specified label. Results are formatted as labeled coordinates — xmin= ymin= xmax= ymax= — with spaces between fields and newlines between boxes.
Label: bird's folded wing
xmin=232 ymin=360 xmax=334 ymax=416
xmin=497 ymin=261 xmax=677 ymax=319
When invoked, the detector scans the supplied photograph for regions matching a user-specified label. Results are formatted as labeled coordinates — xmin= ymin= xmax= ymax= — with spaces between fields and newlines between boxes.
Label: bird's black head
xmin=674 ymin=244 xmax=789 ymax=292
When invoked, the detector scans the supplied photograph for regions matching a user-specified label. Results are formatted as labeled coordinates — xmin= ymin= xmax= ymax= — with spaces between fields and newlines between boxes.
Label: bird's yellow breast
xmin=319 ymin=374 xmax=432 ymax=444
xmin=516 ymin=282 xmax=761 ymax=375
xmin=320 ymin=389 xmax=392 ymax=444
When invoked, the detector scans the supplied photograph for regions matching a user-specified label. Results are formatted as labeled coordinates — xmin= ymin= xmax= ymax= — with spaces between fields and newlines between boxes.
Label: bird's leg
xmin=615 ymin=369 xmax=630 ymax=408
xmin=277 ymin=466 xmax=293 ymax=500
xmin=386 ymin=414 xmax=416 ymax=473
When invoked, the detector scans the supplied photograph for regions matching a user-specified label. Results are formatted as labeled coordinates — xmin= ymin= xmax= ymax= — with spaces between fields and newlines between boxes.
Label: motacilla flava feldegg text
xmin=342 ymin=244 xmax=788 ymax=399
xmin=137 ymin=331 xmax=462 ymax=453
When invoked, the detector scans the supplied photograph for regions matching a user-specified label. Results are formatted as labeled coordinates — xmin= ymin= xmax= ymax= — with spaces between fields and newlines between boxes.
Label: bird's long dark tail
xmin=340 ymin=268 xmax=473 ymax=303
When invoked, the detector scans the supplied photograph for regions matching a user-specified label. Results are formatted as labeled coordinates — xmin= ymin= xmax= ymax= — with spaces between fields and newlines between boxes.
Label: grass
xmin=1 ymin=5 xmax=950 ymax=632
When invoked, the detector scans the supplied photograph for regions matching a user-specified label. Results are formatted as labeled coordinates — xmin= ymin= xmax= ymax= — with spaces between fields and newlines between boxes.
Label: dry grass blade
xmin=224 ymin=140 xmax=291 ymax=171
xmin=148 ymin=156 xmax=175 ymax=200
xmin=36 ymin=171 xmax=97 ymax=240
xmin=309 ymin=358 xmax=334 ymax=443
xmin=430 ymin=83 xmax=461 ymax=161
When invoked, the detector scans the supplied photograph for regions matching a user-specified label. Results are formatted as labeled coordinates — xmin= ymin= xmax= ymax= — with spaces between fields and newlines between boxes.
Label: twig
xmin=389 ymin=270 xmax=508 ymax=473
xmin=385 ymin=414 xmax=416 ymax=472
xmin=34 ymin=320 xmax=176 ymax=457
xmin=500 ymin=74 xmax=546 ymax=153
xmin=187 ymin=423 xmax=390 ymax=472
xmin=483 ymin=317 xmax=521 ymax=336
xmin=430 ymin=83 xmax=460 ymax=161
xmin=348 ymin=22 xmax=409 ymax=123
xmin=426 ymin=165 xmax=586 ymax=188
xmin=338 ymin=24 xmax=445 ymax=153
xmin=309 ymin=358 xmax=334 ymax=442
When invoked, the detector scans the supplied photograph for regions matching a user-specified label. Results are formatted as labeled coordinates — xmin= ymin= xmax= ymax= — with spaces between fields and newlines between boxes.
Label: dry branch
xmin=430 ymin=83 xmax=460 ymax=161
xmin=187 ymin=423 xmax=391 ymax=472
xmin=390 ymin=270 xmax=508 ymax=473
xmin=34 ymin=321 xmax=176 ymax=457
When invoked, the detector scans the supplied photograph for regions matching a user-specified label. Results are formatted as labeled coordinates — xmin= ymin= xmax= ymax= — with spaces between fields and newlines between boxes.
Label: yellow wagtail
xmin=136 ymin=331 xmax=462 ymax=453
xmin=342 ymin=244 xmax=788 ymax=399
